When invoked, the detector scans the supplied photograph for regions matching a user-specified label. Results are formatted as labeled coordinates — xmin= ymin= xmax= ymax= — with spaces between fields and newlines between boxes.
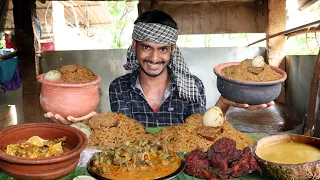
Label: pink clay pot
xmin=37 ymin=74 xmax=101 ymax=117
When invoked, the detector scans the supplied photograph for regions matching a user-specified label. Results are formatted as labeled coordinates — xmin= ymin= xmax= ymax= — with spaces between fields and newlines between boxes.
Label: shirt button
xmin=168 ymin=107 xmax=174 ymax=111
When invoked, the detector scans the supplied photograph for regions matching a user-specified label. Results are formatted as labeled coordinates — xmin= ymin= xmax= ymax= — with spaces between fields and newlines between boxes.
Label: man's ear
xmin=171 ymin=45 xmax=175 ymax=52
xmin=132 ymin=40 xmax=137 ymax=51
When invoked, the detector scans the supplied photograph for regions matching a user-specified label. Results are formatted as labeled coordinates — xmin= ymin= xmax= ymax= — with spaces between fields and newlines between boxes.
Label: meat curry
xmin=89 ymin=139 xmax=182 ymax=180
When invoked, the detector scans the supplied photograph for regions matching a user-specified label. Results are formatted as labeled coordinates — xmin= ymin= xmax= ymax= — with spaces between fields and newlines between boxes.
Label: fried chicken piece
xmin=216 ymin=169 xmax=233 ymax=180
xmin=207 ymin=138 xmax=242 ymax=172
xmin=210 ymin=149 xmax=241 ymax=171
xmin=229 ymin=147 xmax=259 ymax=178
xmin=202 ymin=169 xmax=219 ymax=180
xmin=196 ymin=126 xmax=222 ymax=141
xmin=211 ymin=137 xmax=237 ymax=153
xmin=184 ymin=148 xmax=211 ymax=179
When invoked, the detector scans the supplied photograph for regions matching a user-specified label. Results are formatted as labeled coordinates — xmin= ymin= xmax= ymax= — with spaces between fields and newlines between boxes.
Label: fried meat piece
xmin=207 ymin=138 xmax=241 ymax=172
xmin=88 ymin=112 xmax=120 ymax=129
xmin=210 ymin=137 xmax=237 ymax=153
xmin=58 ymin=65 xmax=79 ymax=74
xmin=196 ymin=126 xmax=222 ymax=141
xmin=229 ymin=147 xmax=259 ymax=178
xmin=184 ymin=148 xmax=211 ymax=179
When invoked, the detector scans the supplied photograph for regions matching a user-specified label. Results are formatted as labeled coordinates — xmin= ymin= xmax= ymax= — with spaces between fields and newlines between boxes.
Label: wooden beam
xmin=298 ymin=0 xmax=318 ymax=11
xmin=13 ymin=0 xmax=45 ymax=123
xmin=149 ymin=0 xmax=159 ymax=10
xmin=247 ymin=20 xmax=320 ymax=47
xmin=144 ymin=0 xmax=255 ymax=2
xmin=266 ymin=0 xmax=287 ymax=104
xmin=286 ymin=26 xmax=320 ymax=38
xmin=7 ymin=3 xmax=102 ymax=11
xmin=304 ymin=50 xmax=320 ymax=136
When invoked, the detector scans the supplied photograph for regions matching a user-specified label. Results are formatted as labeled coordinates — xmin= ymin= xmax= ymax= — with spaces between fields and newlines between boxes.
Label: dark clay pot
xmin=214 ymin=62 xmax=287 ymax=105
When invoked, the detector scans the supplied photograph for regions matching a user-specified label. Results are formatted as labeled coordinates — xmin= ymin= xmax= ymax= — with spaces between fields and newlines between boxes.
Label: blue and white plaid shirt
xmin=109 ymin=68 xmax=206 ymax=127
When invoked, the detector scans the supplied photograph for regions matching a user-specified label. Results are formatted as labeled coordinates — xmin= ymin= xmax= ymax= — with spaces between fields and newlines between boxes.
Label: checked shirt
xmin=109 ymin=68 xmax=206 ymax=127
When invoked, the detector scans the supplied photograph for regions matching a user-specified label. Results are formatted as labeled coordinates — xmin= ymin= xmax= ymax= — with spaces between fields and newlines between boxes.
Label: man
xmin=45 ymin=10 xmax=273 ymax=125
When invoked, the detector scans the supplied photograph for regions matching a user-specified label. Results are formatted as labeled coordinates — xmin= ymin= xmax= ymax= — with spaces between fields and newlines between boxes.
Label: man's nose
xmin=150 ymin=50 xmax=160 ymax=62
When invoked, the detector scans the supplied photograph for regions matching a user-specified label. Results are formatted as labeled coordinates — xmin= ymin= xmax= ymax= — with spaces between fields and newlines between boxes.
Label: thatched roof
xmin=4 ymin=0 xmax=113 ymax=31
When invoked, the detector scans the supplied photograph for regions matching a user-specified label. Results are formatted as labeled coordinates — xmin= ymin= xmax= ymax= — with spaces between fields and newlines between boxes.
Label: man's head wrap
xmin=124 ymin=22 xmax=205 ymax=105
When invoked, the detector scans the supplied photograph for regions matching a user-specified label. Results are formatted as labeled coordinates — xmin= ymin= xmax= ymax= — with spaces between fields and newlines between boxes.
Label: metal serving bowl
xmin=214 ymin=62 xmax=287 ymax=105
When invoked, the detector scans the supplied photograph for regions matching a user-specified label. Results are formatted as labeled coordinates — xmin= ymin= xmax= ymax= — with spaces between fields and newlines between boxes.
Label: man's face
xmin=133 ymin=40 xmax=174 ymax=77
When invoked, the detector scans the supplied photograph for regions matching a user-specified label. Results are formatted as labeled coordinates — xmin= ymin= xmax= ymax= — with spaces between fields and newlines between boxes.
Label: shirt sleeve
xmin=109 ymin=81 xmax=132 ymax=117
xmin=186 ymin=75 xmax=206 ymax=117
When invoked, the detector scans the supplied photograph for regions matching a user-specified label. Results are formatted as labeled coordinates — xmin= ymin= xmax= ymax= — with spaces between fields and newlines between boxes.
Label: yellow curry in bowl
xmin=256 ymin=141 xmax=320 ymax=164
xmin=5 ymin=136 xmax=70 ymax=158
xmin=88 ymin=139 xmax=184 ymax=180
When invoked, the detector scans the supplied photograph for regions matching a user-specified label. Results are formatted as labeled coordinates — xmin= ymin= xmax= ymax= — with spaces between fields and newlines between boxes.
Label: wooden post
xmin=13 ymin=0 xmax=45 ymax=123
xmin=304 ymin=50 xmax=320 ymax=136
xmin=266 ymin=0 xmax=287 ymax=104
xmin=149 ymin=0 xmax=159 ymax=10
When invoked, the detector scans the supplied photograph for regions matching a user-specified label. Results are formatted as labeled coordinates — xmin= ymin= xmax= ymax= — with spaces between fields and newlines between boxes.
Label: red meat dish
xmin=184 ymin=148 xmax=211 ymax=179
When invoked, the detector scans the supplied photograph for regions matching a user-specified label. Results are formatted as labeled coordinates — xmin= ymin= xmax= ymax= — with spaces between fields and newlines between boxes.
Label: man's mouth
xmin=144 ymin=60 xmax=165 ymax=69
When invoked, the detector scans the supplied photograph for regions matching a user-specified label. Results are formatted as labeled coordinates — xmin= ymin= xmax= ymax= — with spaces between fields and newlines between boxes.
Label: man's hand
xmin=44 ymin=111 xmax=97 ymax=125
xmin=215 ymin=96 xmax=274 ymax=116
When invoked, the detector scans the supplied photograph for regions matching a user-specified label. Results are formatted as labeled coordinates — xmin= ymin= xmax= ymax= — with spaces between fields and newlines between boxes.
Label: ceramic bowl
xmin=252 ymin=134 xmax=320 ymax=180
xmin=214 ymin=62 xmax=287 ymax=105
xmin=0 ymin=123 xmax=87 ymax=180
xmin=37 ymin=74 xmax=101 ymax=117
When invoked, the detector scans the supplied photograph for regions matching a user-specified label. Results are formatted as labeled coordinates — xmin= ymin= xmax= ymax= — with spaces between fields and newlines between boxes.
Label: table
xmin=0 ymin=128 xmax=272 ymax=180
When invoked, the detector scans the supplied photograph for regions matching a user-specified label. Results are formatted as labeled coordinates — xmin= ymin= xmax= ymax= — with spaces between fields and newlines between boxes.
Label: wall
xmin=286 ymin=55 xmax=320 ymax=137
xmin=141 ymin=1 xmax=267 ymax=34
xmin=40 ymin=47 xmax=265 ymax=113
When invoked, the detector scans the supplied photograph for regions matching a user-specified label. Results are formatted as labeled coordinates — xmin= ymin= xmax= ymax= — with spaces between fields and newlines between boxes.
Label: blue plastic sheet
xmin=0 ymin=48 xmax=18 ymax=83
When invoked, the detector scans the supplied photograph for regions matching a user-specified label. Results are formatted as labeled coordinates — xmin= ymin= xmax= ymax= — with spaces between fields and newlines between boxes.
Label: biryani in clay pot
xmin=37 ymin=65 xmax=101 ymax=118
xmin=214 ymin=56 xmax=287 ymax=105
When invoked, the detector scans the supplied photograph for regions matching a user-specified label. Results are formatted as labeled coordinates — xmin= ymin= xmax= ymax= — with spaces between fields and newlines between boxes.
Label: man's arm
xmin=109 ymin=81 xmax=132 ymax=117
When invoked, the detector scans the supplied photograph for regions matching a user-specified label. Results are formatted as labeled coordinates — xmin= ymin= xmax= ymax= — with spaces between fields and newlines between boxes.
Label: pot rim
xmin=37 ymin=74 xmax=101 ymax=87
xmin=214 ymin=62 xmax=287 ymax=86
xmin=252 ymin=134 xmax=320 ymax=166
xmin=0 ymin=122 xmax=87 ymax=165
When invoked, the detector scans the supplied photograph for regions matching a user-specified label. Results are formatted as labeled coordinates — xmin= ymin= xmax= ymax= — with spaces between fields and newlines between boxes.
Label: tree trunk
xmin=13 ymin=0 xmax=45 ymax=123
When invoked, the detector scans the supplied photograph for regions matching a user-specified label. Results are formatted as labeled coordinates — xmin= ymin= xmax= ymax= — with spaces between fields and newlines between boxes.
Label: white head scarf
xmin=123 ymin=22 xmax=205 ymax=105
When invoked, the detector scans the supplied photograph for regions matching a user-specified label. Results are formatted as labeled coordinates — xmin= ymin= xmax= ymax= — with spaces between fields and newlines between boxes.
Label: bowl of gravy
xmin=252 ymin=134 xmax=320 ymax=180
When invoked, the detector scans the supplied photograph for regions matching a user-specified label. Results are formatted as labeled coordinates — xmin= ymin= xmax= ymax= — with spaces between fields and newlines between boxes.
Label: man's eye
xmin=160 ymin=48 xmax=168 ymax=52
xmin=142 ymin=45 xmax=150 ymax=50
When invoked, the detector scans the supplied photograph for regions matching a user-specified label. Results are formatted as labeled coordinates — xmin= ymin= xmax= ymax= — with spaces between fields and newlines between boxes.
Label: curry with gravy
xmin=257 ymin=141 xmax=320 ymax=164
xmin=5 ymin=136 xmax=70 ymax=158
xmin=89 ymin=139 xmax=182 ymax=180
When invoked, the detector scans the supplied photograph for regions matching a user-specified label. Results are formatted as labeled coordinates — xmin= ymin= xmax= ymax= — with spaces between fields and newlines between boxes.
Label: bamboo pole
xmin=247 ymin=20 xmax=320 ymax=47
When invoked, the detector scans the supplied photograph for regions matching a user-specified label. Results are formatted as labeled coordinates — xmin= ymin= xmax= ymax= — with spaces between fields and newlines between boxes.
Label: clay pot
xmin=214 ymin=62 xmax=287 ymax=105
xmin=0 ymin=123 xmax=87 ymax=180
xmin=252 ymin=134 xmax=320 ymax=180
xmin=37 ymin=74 xmax=101 ymax=117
